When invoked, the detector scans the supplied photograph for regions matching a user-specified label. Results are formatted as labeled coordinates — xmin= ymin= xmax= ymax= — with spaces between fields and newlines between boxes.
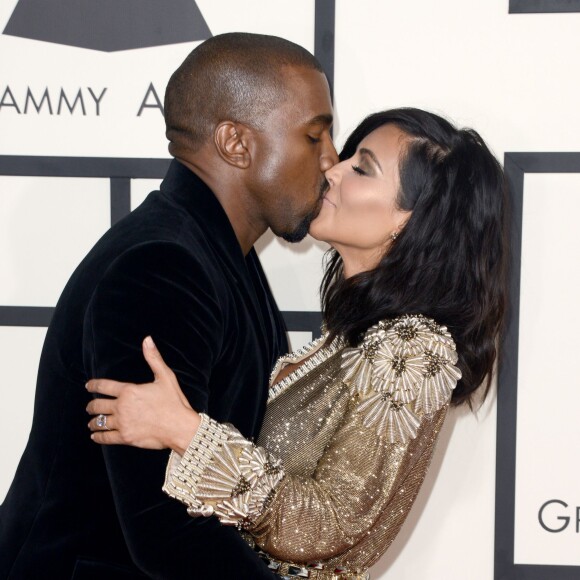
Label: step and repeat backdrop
xmin=1 ymin=1 xmax=579 ymax=578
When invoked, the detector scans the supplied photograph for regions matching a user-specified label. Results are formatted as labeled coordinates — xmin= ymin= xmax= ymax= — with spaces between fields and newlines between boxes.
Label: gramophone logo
xmin=3 ymin=0 xmax=212 ymax=51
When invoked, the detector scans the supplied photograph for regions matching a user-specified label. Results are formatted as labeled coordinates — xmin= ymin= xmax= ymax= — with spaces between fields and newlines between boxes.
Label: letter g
xmin=538 ymin=499 xmax=569 ymax=533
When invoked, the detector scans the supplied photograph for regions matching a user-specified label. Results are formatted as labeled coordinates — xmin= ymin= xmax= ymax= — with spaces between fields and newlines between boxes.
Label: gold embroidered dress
xmin=163 ymin=315 xmax=461 ymax=579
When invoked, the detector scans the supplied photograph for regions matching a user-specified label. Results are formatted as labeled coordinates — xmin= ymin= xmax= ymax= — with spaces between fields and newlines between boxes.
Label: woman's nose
xmin=324 ymin=158 xmax=343 ymax=187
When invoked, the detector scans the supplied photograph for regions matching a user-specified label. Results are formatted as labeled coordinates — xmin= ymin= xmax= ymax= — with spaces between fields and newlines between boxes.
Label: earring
xmin=390 ymin=231 xmax=399 ymax=241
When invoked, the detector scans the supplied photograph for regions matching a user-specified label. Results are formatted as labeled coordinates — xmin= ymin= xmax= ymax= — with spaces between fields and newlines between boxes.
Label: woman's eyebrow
xmin=358 ymin=148 xmax=382 ymax=173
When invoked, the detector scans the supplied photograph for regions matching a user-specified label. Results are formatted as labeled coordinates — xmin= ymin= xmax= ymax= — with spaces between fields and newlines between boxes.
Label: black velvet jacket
xmin=0 ymin=160 xmax=287 ymax=579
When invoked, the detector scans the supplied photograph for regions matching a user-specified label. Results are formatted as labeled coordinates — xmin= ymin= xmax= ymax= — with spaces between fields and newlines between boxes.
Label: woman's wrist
xmin=170 ymin=407 xmax=201 ymax=455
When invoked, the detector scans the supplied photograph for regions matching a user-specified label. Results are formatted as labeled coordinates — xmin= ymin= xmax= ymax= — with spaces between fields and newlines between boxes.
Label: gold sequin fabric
xmin=164 ymin=315 xmax=458 ymax=578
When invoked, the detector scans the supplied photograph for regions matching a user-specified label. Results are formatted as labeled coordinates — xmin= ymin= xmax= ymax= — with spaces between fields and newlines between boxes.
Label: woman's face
xmin=309 ymin=123 xmax=411 ymax=273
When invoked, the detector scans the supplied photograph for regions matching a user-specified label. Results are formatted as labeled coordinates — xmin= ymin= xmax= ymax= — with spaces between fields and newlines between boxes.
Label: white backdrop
xmin=1 ymin=1 xmax=580 ymax=578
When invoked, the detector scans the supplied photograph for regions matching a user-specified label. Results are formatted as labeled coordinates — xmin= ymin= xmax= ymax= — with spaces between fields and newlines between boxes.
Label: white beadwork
xmin=162 ymin=413 xmax=229 ymax=514
xmin=268 ymin=334 xmax=343 ymax=403
xmin=268 ymin=333 xmax=328 ymax=386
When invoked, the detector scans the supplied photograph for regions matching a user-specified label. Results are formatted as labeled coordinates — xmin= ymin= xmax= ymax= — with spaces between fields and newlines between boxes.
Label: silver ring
xmin=96 ymin=414 xmax=110 ymax=430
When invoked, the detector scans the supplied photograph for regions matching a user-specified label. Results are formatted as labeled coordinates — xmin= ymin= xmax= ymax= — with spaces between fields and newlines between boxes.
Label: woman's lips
xmin=323 ymin=196 xmax=337 ymax=208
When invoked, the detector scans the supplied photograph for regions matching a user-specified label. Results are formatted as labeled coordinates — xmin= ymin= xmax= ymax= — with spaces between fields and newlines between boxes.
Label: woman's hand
xmin=86 ymin=336 xmax=200 ymax=454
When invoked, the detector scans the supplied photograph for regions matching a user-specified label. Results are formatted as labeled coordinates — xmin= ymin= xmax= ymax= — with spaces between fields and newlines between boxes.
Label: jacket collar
xmin=159 ymin=159 xmax=276 ymax=359
xmin=159 ymin=159 xmax=246 ymax=263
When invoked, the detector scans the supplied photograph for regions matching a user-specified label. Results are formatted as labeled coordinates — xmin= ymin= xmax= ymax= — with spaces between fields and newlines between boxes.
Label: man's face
xmin=248 ymin=66 xmax=338 ymax=242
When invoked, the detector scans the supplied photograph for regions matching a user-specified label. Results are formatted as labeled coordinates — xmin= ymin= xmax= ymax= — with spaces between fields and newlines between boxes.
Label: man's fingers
xmin=90 ymin=430 xmax=124 ymax=445
xmin=142 ymin=336 xmax=172 ymax=381
xmin=86 ymin=379 xmax=124 ymax=397
xmin=86 ymin=398 xmax=116 ymax=416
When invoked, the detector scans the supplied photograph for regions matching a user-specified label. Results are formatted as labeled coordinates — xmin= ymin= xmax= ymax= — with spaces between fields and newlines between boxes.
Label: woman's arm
xmin=87 ymin=316 xmax=460 ymax=564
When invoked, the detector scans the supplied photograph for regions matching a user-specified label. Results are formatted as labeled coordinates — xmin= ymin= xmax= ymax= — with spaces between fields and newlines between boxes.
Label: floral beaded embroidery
xmin=341 ymin=315 xmax=461 ymax=443
xmin=172 ymin=422 xmax=284 ymax=529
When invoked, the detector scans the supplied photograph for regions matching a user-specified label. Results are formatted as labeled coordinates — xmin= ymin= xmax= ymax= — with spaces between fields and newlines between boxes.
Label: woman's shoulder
xmin=341 ymin=314 xmax=461 ymax=443
xmin=359 ymin=314 xmax=457 ymax=354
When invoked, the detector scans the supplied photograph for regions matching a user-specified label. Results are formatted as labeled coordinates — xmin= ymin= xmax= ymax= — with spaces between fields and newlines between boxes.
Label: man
xmin=0 ymin=33 xmax=337 ymax=578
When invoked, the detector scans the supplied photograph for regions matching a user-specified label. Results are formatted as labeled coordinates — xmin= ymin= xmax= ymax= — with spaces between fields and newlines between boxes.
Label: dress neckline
xmin=268 ymin=333 xmax=343 ymax=403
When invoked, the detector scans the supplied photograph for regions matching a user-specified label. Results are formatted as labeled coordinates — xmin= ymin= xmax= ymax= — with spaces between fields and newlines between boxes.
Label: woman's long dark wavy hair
xmin=321 ymin=108 xmax=509 ymax=406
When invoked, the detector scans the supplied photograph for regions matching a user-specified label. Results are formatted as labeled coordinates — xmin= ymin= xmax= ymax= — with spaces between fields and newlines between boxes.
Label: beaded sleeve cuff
xmin=163 ymin=413 xmax=286 ymax=528
xmin=162 ymin=413 xmax=229 ymax=516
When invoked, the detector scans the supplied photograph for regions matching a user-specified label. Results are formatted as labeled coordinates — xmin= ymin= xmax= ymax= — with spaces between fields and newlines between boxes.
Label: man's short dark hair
xmin=164 ymin=32 xmax=324 ymax=152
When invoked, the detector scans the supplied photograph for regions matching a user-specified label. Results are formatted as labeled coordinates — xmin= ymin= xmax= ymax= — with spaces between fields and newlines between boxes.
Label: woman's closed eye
xmin=352 ymin=164 xmax=367 ymax=176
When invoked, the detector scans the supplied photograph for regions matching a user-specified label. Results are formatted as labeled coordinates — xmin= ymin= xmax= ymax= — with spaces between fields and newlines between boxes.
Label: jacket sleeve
xmin=162 ymin=315 xmax=461 ymax=563
xmin=83 ymin=241 xmax=276 ymax=579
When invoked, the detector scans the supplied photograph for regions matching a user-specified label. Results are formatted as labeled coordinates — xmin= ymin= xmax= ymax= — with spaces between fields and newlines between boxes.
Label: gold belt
xmin=254 ymin=547 xmax=369 ymax=580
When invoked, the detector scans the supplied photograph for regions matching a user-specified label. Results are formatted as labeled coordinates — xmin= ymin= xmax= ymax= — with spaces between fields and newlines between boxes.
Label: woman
xmin=87 ymin=108 xmax=508 ymax=579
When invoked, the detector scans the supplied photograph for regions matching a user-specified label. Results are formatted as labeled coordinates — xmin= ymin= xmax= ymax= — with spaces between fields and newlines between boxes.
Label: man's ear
xmin=214 ymin=121 xmax=252 ymax=169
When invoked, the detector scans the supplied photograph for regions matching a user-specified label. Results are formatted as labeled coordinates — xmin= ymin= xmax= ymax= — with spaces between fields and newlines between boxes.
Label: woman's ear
xmin=396 ymin=211 xmax=413 ymax=232
xmin=214 ymin=121 xmax=251 ymax=169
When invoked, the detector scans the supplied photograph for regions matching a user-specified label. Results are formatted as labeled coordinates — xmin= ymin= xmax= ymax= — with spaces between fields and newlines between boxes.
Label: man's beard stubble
xmin=281 ymin=179 xmax=329 ymax=243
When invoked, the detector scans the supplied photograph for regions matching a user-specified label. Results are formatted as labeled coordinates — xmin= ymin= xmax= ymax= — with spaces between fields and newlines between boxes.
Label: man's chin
xmin=280 ymin=225 xmax=309 ymax=244
xmin=274 ymin=208 xmax=315 ymax=243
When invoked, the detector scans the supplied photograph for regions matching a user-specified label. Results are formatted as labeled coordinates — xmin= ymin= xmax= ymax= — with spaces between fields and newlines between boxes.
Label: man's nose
xmin=320 ymin=137 xmax=339 ymax=172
